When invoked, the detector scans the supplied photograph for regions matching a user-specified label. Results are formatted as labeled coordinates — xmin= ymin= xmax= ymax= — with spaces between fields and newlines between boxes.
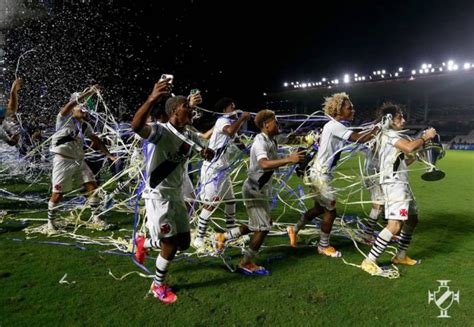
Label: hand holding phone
xmin=159 ymin=74 xmax=174 ymax=84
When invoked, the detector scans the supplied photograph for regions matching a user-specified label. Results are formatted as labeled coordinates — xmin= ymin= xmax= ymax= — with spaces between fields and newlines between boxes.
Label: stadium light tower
xmin=398 ymin=67 xmax=403 ymax=72
xmin=463 ymin=62 xmax=471 ymax=70
xmin=283 ymin=82 xmax=289 ymax=87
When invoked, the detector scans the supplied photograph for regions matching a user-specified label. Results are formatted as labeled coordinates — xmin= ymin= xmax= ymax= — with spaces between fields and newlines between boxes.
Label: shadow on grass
xmin=413 ymin=213 xmax=474 ymax=260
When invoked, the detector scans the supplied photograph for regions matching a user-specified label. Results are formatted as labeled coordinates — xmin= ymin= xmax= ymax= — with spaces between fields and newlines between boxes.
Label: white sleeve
xmin=147 ymin=123 xmax=164 ymax=144
xmin=254 ymin=136 xmax=269 ymax=161
xmin=215 ymin=118 xmax=231 ymax=134
xmin=330 ymin=121 xmax=353 ymax=140
xmin=389 ymin=136 xmax=403 ymax=146
xmin=56 ymin=113 xmax=70 ymax=130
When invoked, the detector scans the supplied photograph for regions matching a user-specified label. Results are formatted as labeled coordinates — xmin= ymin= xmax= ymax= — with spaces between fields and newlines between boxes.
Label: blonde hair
xmin=254 ymin=109 xmax=275 ymax=129
xmin=323 ymin=92 xmax=351 ymax=117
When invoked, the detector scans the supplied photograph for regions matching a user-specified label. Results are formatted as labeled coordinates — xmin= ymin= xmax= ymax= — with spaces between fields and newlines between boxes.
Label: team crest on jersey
xmin=160 ymin=223 xmax=171 ymax=234
xmin=54 ymin=184 xmax=62 ymax=191
xmin=400 ymin=208 xmax=408 ymax=217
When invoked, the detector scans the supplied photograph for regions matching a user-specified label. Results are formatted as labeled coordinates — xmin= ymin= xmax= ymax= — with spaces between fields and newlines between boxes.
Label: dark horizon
xmin=2 ymin=0 xmax=474 ymax=114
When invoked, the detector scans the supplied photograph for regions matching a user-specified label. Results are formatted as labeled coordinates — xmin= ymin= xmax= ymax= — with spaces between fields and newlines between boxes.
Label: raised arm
xmin=394 ymin=128 xmax=437 ymax=154
xmin=223 ymin=112 xmax=250 ymax=137
xmin=199 ymin=126 xmax=214 ymax=140
xmin=89 ymin=134 xmax=116 ymax=161
xmin=131 ymin=79 xmax=171 ymax=139
xmin=348 ymin=125 xmax=380 ymax=143
xmin=6 ymin=79 xmax=22 ymax=117
xmin=258 ymin=150 xmax=305 ymax=170
xmin=59 ymin=85 xmax=99 ymax=117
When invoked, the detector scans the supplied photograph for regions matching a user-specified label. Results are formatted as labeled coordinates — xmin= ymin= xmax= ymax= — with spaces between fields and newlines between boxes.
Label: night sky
xmin=4 ymin=0 xmax=474 ymax=117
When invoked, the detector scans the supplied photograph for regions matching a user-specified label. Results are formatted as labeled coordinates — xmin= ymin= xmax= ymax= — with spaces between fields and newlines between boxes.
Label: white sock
xmin=294 ymin=216 xmax=306 ymax=234
xmin=365 ymin=207 xmax=381 ymax=235
xmin=224 ymin=227 xmax=241 ymax=240
xmin=225 ymin=203 xmax=237 ymax=228
xmin=48 ymin=201 xmax=58 ymax=221
xmin=319 ymin=231 xmax=330 ymax=248
xmin=145 ymin=238 xmax=160 ymax=249
xmin=154 ymin=255 xmax=171 ymax=285
xmin=368 ymin=228 xmax=393 ymax=262
xmin=197 ymin=208 xmax=213 ymax=239
xmin=397 ymin=224 xmax=415 ymax=259
xmin=89 ymin=196 xmax=101 ymax=214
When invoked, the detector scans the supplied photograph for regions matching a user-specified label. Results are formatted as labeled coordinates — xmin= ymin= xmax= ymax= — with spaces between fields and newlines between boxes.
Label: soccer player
xmin=360 ymin=141 xmax=385 ymax=243
xmin=361 ymin=103 xmax=437 ymax=275
xmin=193 ymin=98 xmax=250 ymax=248
xmin=132 ymin=79 xmax=214 ymax=303
xmin=215 ymin=109 xmax=305 ymax=275
xmin=287 ymin=92 xmax=379 ymax=257
xmin=0 ymin=79 xmax=22 ymax=146
xmin=47 ymin=85 xmax=116 ymax=232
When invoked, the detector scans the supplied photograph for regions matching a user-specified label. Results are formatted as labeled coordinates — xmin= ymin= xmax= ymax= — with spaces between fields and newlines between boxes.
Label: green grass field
xmin=1 ymin=150 xmax=473 ymax=326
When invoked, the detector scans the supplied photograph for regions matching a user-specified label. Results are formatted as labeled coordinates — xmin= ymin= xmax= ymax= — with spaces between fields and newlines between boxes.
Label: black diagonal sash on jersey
xmin=149 ymin=142 xmax=191 ymax=188
xmin=392 ymin=152 xmax=405 ymax=175
xmin=256 ymin=137 xmax=278 ymax=189
xmin=330 ymin=150 xmax=342 ymax=169
xmin=258 ymin=171 xmax=274 ymax=190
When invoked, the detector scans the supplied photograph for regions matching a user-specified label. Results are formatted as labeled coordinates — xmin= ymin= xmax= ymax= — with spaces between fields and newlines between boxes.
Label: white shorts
xmin=199 ymin=165 xmax=235 ymax=205
xmin=144 ymin=198 xmax=190 ymax=241
xmin=308 ymin=172 xmax=336 ymax=211
xmin=382 ymin=183 xmax=418 ymax=221
xmin=242 ymin=181 xmax=272 ymax=232
xmin=51 ymin=156 xmax=95 ymax=193
xmin=182 ymin=173 xmax=195 ymax=201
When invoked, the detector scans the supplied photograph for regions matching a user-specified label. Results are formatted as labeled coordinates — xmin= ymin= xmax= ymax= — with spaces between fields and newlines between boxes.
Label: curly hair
xmin=215 ymin=97 xmax=235 ymax=112
xmin=254 ymin=109 xmax=275 ymax=129
xmin=323 ymin=92 xmax=351 ymax=117
xmin=376 ymin=102 xmax=404 ymax=121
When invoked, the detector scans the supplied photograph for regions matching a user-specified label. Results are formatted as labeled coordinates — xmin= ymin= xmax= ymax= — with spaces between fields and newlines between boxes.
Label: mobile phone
xmin=190 ymin=88 xmax=200 ymax=95
xmin=159 ymin=74 xmax=174 ymax=84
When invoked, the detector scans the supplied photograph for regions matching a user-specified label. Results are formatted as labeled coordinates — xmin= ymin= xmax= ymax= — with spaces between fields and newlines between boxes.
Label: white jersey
xmin=310 ymin=119 xmax=353 ymax=176
xmin=143 ymin=122 xmax=202 ymax=200
xmin=379 ymin=130 xmax=409 ymax=184
xmin=207 ymin=116 xmax=235 ymax=168
xmin=50 ymin=114 xmax=94 ymax=160
xmin=364 ymin=145 xmax=379 ymax=176
xmin=245 ymin=132 xmax=278 ymax=191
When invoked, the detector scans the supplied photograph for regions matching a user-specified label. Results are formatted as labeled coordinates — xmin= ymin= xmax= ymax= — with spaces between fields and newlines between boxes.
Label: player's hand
xmin=149 ymin=79 xmax=171 ymax=103
xmin=370 ymin=125 xmax=380 ymax=135
xmin=201 ymin=148 xmax=215 ymax=161
xmin=240 ymin=112 xmax=250 ymax=121
xmin=189 ymin=92 xmax=202 ymax=107
xmin=424 ymin=128 xmax=437 ymax=140
xmin=288 ymin=150 xmax=306 ymax=164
